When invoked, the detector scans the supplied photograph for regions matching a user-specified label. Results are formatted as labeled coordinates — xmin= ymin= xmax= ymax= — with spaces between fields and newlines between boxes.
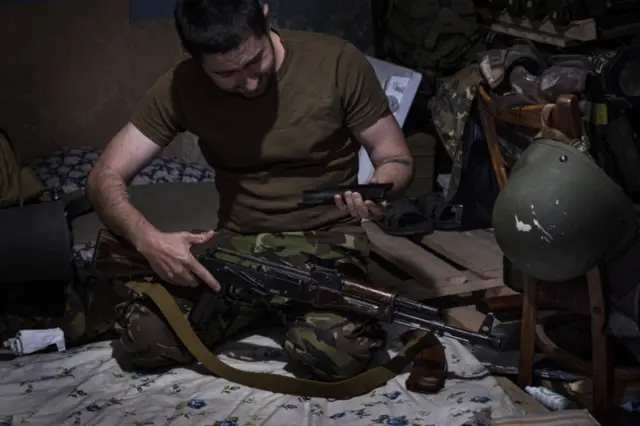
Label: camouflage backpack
xmin=383 ymin=0 xmax=486 ymax=99
xmin=0 ymin=130 xmax=45 ymax=207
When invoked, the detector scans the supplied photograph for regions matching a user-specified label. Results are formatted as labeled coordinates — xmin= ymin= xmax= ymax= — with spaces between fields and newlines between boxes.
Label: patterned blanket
xmin=0 ymin=334 xmax=524 ymax=426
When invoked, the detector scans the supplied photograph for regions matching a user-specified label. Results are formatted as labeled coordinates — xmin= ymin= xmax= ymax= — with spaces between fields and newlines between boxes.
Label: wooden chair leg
xmin=586 ymin=266 xmax=614 ymax=424
xmin=518 ymin=273 xmax=539 ymax=388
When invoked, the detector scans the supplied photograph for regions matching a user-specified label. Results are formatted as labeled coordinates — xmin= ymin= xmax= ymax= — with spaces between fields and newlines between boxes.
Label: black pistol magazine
xmin=300 ymin=183 xmax=393 ymax=206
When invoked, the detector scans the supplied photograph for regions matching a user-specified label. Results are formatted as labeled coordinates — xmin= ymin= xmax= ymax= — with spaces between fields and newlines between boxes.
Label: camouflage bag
xmin=429 ymin=63 xmax=484 ymax=201
xmin=383 ymin=0 xmax=486 ymax=99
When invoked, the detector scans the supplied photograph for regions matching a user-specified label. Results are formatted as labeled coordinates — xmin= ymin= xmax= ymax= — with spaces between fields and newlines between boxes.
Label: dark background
xmin=0 ymin=0 xmax=375 ymax=162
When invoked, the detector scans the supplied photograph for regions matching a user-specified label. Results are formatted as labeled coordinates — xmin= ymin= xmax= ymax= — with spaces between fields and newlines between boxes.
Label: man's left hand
xmin=335 ymin=191 xmax=387 ymax=220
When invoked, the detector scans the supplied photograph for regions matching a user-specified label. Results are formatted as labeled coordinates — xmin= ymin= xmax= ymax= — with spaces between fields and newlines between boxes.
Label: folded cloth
xmin=2 ymin=328 xmax=66 ymax=356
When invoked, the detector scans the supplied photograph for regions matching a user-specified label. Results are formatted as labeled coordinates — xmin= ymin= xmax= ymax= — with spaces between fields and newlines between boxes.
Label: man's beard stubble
xmin=237 ymin=37 xmax=277 ymax=99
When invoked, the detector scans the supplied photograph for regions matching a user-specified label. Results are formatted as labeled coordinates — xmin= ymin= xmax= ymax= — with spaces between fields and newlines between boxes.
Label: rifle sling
xmin=125 ymin=280 xmax=435 ymax=398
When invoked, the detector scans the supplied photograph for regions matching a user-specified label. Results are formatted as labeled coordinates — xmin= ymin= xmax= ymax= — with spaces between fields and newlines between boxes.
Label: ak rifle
xmin=93 ymin=231 xmax=501 ymax=349
xmin=197 ymin=247 xmax=502 ymax=348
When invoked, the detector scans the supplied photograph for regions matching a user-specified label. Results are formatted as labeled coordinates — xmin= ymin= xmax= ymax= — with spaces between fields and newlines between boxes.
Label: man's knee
xmin=284 ymin=311 xmax=386 ymax=380
xmin=114 ymin=300 xmax=193 ymax=369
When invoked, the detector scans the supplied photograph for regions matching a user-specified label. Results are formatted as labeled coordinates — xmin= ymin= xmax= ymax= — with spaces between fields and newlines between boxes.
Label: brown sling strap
xmin=125 ymin=280 xmax=436 ymax=399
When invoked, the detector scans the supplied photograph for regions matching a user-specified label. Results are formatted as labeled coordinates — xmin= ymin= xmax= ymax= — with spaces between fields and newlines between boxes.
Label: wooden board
xmin=363 ymin=221 xmax=504 ymax=299
xmin=364 ymin=221 xmax=467 ymax=287
xmin=444 ymin=305 xmax=487 ymax=332
xmin=421 ymin=230 xmax=502 ymax=278
xmin=485 ymin=286 xmax=519 ymax=298
xmin=488 ymin=9 xmax=640 ymax=48
xmin=490 ymin=12 xmax=597 ymax=47
xmin=495 ymin=376 xmax=550 ymax=414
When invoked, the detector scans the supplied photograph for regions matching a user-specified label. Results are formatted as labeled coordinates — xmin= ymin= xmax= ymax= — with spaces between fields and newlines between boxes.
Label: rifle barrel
xmin=393 ymin=311 xmax=501 ymax=348
xmin=394 ymin=297 xmax=441 ymax=319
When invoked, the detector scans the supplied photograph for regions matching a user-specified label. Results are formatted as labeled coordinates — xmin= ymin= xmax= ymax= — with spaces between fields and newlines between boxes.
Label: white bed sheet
xmin=0 ymin=328 xmax=524 ymax=426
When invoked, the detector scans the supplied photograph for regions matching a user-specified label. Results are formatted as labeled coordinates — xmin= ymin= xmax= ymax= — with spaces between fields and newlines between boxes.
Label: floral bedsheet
xmin=0 ymin=329 xmax=524 ymax=426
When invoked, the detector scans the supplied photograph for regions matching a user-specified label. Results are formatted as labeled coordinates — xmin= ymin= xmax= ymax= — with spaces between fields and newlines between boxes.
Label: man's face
xmin=200 ymin=33 xmax=276 ymax=98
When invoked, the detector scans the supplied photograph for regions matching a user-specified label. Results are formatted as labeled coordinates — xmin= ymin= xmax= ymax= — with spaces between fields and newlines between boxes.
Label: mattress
xmin=0 ymin=329 xmax=524 ymax=426
xmin=0 ymin=148 xmax=525 ymax=425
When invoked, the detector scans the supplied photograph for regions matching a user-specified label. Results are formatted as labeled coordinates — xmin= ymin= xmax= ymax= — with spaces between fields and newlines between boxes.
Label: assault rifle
xmin=93 ymin=231 xmax=501 ymax=350
xmin=204 ymin=248 xmax=502 ymax=348
xmin=93 ymin=229 xmax=501 ymax=398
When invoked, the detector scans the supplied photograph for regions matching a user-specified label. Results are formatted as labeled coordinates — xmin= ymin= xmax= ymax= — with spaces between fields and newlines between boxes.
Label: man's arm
xmin=87 ymin=66 xmax=219 ymax=290
xmin=355 ymin=115 xmax=413 ymax=201
xmin=86 ymin=123 xmax=162 ymax=246
xmin=336 ymin=42 xmax=413 ymax=201
xmin=87 ymin=68 xmax=184 ymax=246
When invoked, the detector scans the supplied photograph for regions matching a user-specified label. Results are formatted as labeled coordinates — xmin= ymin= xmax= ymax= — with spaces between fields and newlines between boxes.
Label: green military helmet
xmin=493 ymin=138 xmax=638 ymax=282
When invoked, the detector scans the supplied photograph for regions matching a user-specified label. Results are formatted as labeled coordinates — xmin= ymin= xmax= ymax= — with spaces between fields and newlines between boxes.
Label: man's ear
xmin=262 ymin=3 xmax=272 ymax=32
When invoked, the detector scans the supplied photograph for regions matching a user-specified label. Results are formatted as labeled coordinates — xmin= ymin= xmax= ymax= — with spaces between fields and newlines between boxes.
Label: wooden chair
xmin=476 ymin=86 xmax=614 ymax=424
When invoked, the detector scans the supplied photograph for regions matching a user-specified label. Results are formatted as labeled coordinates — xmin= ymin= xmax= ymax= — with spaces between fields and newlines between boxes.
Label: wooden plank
xmin=490 ymin=12 xmax=598 ymax=47
xmin=364 ymin=222 xmax=504 ymax=298
xmin=444 ymin=305 xmax=486 ymax=332
xmin=421 ymin=230 xmax=502 ymax=278
xmin=363 ymin=221 xmax=468 ymax=288
xmin=485 ymin=285 xmax=518 ymax=299
xmin=367 ymin=258 xmax=439 ymax=301
xmin=417 ymin=276 xmax=502 ymax=299
xmin=495 ymin=376 xmax=550 ymax=414
xmin=369 ymin=258 xmax=503 ymax=300
xmin=468 ymin=229 xmax=502 ymax=255
xmin=386 ymin=272 xmax=502 ymax=300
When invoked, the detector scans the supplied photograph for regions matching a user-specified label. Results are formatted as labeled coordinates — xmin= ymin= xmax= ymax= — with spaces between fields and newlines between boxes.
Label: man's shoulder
xmin=280 ymin=29 xmax=351 ymax=56
xmin=144 ymin=59 xmax=209 ymax=103
xmin=165 ymin=58 xmax=202 ymax=85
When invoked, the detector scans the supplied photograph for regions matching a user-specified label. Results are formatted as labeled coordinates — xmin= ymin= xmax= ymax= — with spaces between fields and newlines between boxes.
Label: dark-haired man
xmin=86 ymin=0 xmax=413 ymax=380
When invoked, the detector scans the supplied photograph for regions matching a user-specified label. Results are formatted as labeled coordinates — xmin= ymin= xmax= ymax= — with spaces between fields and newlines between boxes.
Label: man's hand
xmin=334 ymin=189 xmax=387 ymax=220
xmin=135 ymin=229 xmax=221 ymax=291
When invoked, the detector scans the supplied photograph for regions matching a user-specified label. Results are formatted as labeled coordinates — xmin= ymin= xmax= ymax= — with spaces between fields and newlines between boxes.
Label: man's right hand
xmin=135 ymin=229 xmax=221 ymax=291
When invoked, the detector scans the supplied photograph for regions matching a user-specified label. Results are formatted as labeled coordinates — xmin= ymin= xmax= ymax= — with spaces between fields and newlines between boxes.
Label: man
xmin=87 ymin=0 xmax=413 ymax=380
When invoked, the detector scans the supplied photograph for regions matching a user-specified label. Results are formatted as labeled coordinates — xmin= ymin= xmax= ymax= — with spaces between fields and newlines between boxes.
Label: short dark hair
xmin=175 ymin=0 xmax=267 ymax=59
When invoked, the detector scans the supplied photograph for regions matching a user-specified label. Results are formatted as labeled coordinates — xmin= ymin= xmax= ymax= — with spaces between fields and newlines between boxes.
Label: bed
xmin=0 ymin=148 xmax=527 ymax=425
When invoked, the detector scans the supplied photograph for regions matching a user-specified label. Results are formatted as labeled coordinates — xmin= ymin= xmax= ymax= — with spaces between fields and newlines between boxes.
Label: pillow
xmin=31 ymin=147 xmax=215 ymax=194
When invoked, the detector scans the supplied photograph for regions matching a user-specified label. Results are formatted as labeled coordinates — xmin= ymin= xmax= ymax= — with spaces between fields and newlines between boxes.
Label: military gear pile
xmin=383 ymin=0 xmax=486 ymax=100
xmin=429 ymin=42 xmax=594 ymax=202
xmin=429 ymin=63 xmax=483 ymax=202
xmin=457 ymin=45 xmax=640 ymax=361
xmin=430 ymin=42 xmax=640 ymax=203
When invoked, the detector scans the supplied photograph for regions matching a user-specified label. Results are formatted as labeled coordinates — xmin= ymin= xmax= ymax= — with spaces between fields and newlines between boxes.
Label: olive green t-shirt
xmin=131 ymin=30 xmax=391 ymax=234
